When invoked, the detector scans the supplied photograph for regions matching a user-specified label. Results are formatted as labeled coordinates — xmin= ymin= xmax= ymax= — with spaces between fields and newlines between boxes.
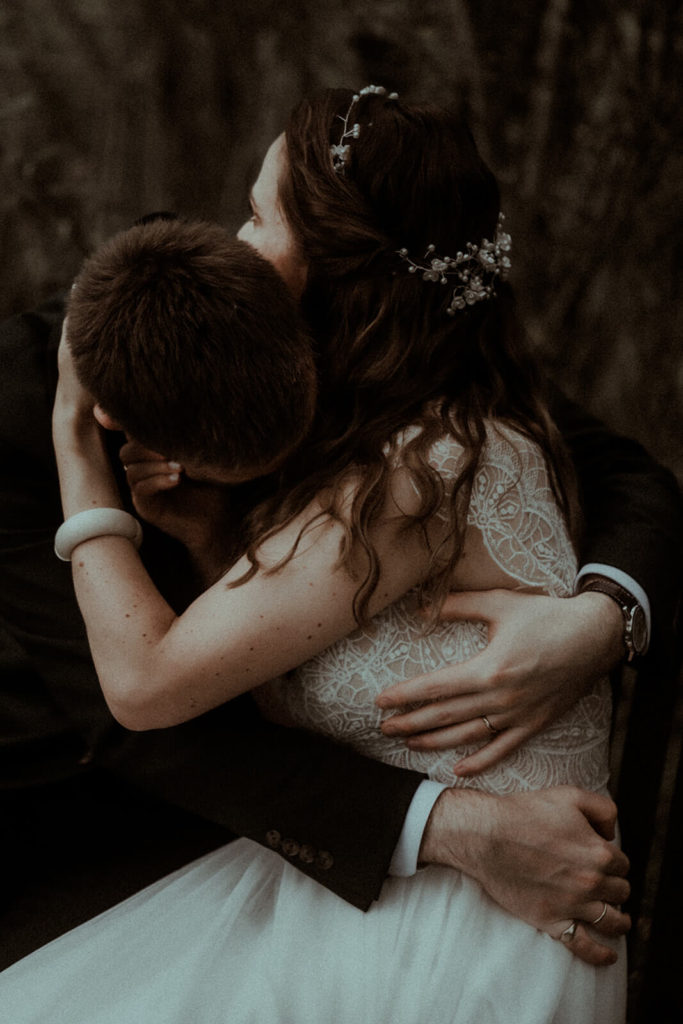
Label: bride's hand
xmin=120 ymin=440 xmax=236 ymax=575
xmin=376 ymin=588 xmax=624 ymax=774
xmin=120 ymin=440 xmax=183 ymax=522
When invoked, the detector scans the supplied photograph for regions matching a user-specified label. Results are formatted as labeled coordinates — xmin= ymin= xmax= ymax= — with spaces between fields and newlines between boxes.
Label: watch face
xmin=630 ymin=605 xmax=648 ymax=655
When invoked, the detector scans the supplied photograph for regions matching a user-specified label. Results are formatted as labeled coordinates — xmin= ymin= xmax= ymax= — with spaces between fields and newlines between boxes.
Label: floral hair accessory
xmin=330 ymin=85 xmax=399 ymax=175
xmin=397 ymin=214 xmax=512 ymax=315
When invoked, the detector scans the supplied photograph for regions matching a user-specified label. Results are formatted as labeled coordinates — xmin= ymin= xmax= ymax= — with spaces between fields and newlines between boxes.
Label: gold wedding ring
xmin=591 ymin=902 xmax=608 ymax=925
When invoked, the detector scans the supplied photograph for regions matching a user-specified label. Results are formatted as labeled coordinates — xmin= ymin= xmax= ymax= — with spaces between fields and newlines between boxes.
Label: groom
xmin=1 ymin=270 xmax=681 ymax=968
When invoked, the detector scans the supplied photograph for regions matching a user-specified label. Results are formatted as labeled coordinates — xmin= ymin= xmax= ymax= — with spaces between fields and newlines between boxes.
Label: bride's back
xmin=260 ymin=424 xmax=612 ymax=799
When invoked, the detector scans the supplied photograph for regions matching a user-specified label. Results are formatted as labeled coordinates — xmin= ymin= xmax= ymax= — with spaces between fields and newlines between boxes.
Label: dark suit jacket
xmin=1 ymin=295 xmax=681 ymax=948
xmin=0 ymin=295 xmax=422 ymax=921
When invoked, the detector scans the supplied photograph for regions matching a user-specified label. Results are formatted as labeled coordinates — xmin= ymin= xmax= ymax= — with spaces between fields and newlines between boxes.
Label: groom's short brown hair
xmin=67 ymin=219 xmax=316 ymax=475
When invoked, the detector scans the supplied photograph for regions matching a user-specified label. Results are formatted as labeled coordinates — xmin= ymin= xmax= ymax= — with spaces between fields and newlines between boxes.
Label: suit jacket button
xmin=281 ymin=838 xmax=300 ymax=857
xmin=265 ymin=830 xmax=281 ymax=850
xmin=299 ymin=844 xmax=316 ymax=864
xmin=316 ymin=850 xmax=334 ymax=870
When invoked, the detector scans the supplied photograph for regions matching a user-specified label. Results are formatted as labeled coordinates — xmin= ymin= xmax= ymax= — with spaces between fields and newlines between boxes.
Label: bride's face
xmin=237 ymin=135 xmax=308 ymax=300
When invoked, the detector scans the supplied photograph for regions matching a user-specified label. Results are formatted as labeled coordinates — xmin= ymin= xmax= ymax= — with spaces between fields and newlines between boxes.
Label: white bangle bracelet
xmin=55 ymin=508 xmax=143 ymax=562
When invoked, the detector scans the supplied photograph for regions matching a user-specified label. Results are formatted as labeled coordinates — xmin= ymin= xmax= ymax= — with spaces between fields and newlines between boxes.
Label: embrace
xmin=3 ymin=86 xmax=681 ymax=1022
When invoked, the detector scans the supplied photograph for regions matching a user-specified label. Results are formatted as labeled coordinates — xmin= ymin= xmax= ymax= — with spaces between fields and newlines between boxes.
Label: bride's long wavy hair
xmin=240 ymin=88 xmax=579 ymax=624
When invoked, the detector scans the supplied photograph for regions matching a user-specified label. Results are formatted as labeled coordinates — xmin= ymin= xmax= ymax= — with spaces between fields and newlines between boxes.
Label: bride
xmin=2 ymin=88 xmax=627 ymax=1021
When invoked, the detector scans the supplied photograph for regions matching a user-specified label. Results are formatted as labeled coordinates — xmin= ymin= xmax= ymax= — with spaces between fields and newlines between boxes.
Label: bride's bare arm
xmin=53 ymin=341 xmax=431 ymax=733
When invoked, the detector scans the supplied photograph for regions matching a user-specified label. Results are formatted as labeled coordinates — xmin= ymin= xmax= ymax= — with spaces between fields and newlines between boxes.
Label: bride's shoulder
xmin=389 ymin=414 xmax=549 ymax=482
xmin=477 ymin=421 xmax=556 ymax=489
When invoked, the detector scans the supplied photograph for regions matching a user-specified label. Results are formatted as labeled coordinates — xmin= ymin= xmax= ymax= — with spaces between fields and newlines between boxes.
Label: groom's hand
xmin=419 ymin=786 xmax=630 ymax=965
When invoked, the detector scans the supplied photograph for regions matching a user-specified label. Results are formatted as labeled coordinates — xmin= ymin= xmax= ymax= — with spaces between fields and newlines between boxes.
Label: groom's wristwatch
xmin=579 ymin=574 xmax=648 ymax=662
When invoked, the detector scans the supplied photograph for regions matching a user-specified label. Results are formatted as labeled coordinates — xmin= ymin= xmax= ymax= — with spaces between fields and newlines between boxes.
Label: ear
xmin=93 ymin=404 xmax=123 ymax=432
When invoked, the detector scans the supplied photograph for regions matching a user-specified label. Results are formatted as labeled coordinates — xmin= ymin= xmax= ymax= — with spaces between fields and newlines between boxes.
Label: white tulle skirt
xmin=1 ymin=838 xmax=625 ymax=1023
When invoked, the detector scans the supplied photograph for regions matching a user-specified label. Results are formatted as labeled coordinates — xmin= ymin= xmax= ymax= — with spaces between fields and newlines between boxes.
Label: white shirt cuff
xmin=576 ymin=563 xmax=651 ymax=650
xmin=389 ymin=780 xmax=448 ymax=877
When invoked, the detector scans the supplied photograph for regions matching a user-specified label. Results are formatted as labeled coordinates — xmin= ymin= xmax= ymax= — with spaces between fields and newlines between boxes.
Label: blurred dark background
xmin=1 ymin=0 xmax=680 ymax=479
xmin=1 ymin=4 xmax=681 ymax=1017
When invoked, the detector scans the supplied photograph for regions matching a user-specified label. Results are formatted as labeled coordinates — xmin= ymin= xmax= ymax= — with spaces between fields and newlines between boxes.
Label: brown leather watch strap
xmin=579 ymin=574 xmax=648 ymax=662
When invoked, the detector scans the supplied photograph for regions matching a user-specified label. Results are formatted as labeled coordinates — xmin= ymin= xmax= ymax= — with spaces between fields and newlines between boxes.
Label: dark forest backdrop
xmin=1 ymin=4 xmax=682 ymax=1017
xmin=1 ymin=0 xmax=681 ymax=477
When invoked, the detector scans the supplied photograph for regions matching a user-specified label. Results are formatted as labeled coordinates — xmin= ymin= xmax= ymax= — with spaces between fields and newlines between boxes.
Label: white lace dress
xmin=0 ymin=425 xmax=626 ymax=1023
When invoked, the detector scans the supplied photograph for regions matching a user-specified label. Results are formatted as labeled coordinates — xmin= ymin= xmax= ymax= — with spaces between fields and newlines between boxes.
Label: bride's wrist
xmin=53 ymin=415 xmax=122 ymax=517
xmin=53 ymin=416 xmax=105 ymax=471
xmin=53 ymin=393 xmax=98 ymax=435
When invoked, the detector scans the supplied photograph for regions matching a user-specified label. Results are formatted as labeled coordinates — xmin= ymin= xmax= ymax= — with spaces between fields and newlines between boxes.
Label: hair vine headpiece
xmin=397 ymin=214 xmax=512 ymax=315
xmin=330 ymin=85 xmax=399 ymax=175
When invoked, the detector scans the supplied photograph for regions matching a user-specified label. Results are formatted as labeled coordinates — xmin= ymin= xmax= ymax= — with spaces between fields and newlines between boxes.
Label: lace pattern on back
xmin=429 ymin=424 xmax=576 ymax=596
xmin=263 ymin=425 xmax=611 ymax=796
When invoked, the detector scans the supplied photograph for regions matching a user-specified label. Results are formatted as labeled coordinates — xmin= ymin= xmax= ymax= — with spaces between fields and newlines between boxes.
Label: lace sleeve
xmin=427 ymin=424 xmax=577 ymax=597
